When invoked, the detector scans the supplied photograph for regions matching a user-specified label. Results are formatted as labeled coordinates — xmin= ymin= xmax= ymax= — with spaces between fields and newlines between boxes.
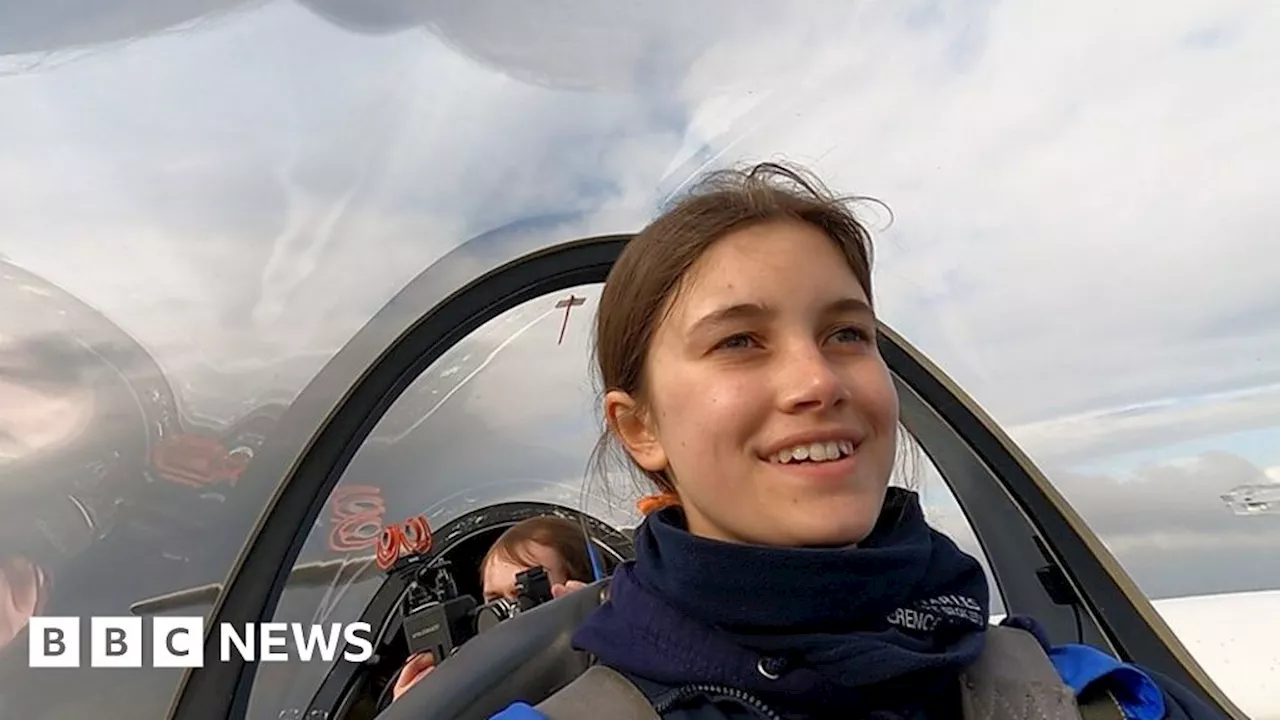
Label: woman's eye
xmin=830 ymin=326 xmax=871 ymax=344
xmin=715 ymin=333 xmax=757 ymax=351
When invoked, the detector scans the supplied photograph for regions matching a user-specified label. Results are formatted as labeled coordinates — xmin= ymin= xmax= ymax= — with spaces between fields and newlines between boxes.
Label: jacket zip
xmin=652 ymin=683 xmax=784 ymax=720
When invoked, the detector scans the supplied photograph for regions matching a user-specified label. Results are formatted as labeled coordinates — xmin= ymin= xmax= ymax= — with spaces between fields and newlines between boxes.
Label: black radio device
xmin=401 ymin=562 xmax=556 ymax=659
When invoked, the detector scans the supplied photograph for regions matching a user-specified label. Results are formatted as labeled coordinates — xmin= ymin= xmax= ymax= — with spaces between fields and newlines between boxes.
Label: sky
xmin=1 ymin=0 xmax=1279 ymax=707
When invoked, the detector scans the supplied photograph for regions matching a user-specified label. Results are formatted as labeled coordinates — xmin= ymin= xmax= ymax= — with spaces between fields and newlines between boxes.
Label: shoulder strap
xmin=534 ymin=665 xmax=661 ymax=720
xmin=533 ymin=628 xmax=1125 ymax=720
xmin=960 ymin=625 xmax=1086 ymax=720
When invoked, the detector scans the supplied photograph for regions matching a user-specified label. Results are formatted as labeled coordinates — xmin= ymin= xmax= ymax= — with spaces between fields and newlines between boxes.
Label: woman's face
xmin=480 ymin=542 xmax=568 ymax=602
xmin=608 ymin=220 xmax=899 ymax=547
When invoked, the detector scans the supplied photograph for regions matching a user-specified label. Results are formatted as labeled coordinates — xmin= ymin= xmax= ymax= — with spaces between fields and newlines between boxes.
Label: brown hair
xmin=480 ymin=516 xmax=595 ymax=582
xmin=590 ymin=161 xmax=885 ymax=506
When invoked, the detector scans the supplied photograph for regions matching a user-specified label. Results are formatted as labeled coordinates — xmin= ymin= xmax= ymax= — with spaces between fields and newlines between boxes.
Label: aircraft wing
xmin=1152 ymin=590 xmax=1280 ymax=720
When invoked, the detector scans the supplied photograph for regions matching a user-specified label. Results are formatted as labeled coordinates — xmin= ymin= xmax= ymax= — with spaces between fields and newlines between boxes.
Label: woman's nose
xmin=776 ymin=343 xmax=848 ymax=413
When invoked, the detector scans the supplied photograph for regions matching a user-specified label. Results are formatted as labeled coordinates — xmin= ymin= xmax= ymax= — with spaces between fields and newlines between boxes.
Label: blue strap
xmin=1049 ymin=644 xmax=1167 ymax=720
xmin=587 ymin=541 xmax=605 ymax=581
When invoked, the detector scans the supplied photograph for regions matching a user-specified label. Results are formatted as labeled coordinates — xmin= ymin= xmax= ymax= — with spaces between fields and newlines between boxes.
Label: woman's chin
xmin=756 ymin=514 xmax=878 ymax=548
xmin=770 ymin=496 xmax=885 ymax=548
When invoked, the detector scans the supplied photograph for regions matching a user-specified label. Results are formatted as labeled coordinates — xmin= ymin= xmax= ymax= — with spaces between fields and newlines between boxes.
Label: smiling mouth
xmin=767 ymin=440 xmax=855 ymax=464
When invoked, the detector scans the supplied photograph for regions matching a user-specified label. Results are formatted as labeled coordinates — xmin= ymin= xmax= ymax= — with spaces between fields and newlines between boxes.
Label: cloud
xmin=0 ymin=1 xmax=252 ymax=58
xmin=2 ymin=0 xmax=1279 ymax=634
xmin=670 ymin=1 xmax=1280 ymax=427
xmin=1009 ymin=382 xmax=1280 ymax=469
xmin=3 ymin=0 xmax=1275 ymax=422
xmin=1046 ymin=451 xmax=1280 ymax=599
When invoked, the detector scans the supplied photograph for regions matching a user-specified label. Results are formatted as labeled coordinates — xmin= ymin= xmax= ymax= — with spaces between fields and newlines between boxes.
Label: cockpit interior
xmin=272 ymin=502 xmax=632 ymax=720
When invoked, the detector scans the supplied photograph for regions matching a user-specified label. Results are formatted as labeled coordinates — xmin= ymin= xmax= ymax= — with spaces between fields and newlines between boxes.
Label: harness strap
xmin=534 ymin=665 xmax=661 ymax=720
xmin=533 ymin=626 xmax=1125 ymax=720
xmin=960 ymin=625 xmax=1084 ymax=720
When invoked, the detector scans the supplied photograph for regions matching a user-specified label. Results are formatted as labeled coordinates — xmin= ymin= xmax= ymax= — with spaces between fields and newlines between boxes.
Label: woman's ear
xmin=604 ymin=390 xmax=668 ymax=473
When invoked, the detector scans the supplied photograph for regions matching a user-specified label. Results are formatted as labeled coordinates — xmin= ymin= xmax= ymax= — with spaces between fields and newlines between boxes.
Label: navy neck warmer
xmin=573 ymin=488 xmax=990 ymax=718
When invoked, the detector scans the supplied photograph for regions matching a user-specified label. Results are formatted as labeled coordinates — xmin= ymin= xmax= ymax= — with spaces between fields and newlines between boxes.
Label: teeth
xmin=769 ymin=440 xmax=855 ymax=464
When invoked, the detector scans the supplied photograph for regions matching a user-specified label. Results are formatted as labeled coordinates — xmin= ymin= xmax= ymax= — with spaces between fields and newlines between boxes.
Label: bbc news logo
xmin=28 ymin=617 xmax=374 ymax=668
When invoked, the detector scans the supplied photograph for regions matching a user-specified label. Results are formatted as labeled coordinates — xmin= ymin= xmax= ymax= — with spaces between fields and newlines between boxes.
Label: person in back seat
xmin=392 ymin=516 xmax=594 ymax=701
xmin=492 ymin=163 xmax=1227 ymax=719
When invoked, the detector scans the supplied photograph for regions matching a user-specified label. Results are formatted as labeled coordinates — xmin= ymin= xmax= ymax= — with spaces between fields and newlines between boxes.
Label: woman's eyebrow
xmin=688 ymin=297 xmax=872 ymax=335
xmin=687 ymin=302 xmax=772 ymax=335
xmin=824 ymin=297 xmax=874 ymax=318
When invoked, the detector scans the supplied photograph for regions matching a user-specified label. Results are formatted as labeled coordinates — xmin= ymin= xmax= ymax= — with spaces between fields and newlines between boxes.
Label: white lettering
xmin=221 ymin=624 xmax=254 ymax=662
xmin=921 ymin=595 xmax=983 ymax=614
xmin=259 ymin=623 xmax=289 ymax=661
xmin=887 ymin=608 xmax=940 ymax=632
xmin=39 ymin=617 xmax=375 ymax=665
xmin=342 ymin=623 xmax=374 ymax=663
xmin=290 ymin=623 xmax=342 ymax=662
xmin=898 ymin=596 xmax=986 ymax=629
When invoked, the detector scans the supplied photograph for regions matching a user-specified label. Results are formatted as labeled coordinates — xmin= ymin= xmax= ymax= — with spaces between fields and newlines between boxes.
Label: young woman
xmin=392 ymin=516 xmax=594 ymax=701
xmin=490 ymin=163 xmax=1226 ymax=719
